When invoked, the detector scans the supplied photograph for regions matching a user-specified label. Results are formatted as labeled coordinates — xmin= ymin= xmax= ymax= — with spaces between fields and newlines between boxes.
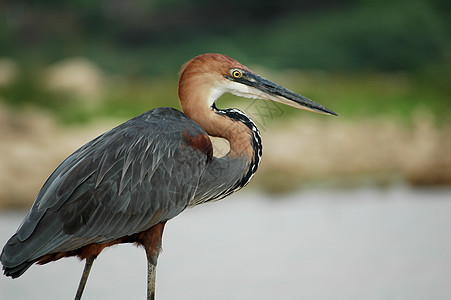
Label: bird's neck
xmin=179 ymin=80 xmax=258 ymax=160
xmin=185 ymin=103 xmax=263 ymax=203
xmin=211 ymin=104 xmax=263 ymax=185
xmin=178 ymin=78 xmax=262 ymax=203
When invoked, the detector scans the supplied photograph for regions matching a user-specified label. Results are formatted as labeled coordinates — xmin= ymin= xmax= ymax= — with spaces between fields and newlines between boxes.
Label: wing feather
xmin=1 ymin=108 xmax=211 ymax=271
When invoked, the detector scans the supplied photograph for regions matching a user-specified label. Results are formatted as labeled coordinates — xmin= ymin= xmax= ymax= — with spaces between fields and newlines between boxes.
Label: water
xmin=1 ymin=186 xmax=450 ymax=300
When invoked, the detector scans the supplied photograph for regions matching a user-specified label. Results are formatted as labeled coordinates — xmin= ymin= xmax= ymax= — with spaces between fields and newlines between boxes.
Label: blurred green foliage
xmin=0 ymin=0 xmax=449 ymax=124
xmin=1 ymin=0 xmax=449 ymax=73
xmin=1 ymin=70 xmax=448 ymax=125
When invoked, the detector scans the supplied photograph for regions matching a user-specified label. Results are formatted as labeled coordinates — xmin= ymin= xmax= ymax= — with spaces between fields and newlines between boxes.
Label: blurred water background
xmin=0 ymin=0 xmax=450 ymax=299
xmin=1 ymin=187 xmax=451 ymax=300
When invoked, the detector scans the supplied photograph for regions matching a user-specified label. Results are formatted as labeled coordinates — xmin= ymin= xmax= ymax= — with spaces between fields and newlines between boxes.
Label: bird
xmin=1 ymin=53 xmax=337 ymax=300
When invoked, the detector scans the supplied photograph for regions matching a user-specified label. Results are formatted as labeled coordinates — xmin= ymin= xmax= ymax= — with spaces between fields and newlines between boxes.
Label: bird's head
xmin=179 ymin=53 xmax=337 ymax=116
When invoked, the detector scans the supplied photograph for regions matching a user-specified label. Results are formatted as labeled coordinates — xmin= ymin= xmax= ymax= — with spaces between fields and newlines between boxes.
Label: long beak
xmin=234 ymin=72 xmax=338 ymax=116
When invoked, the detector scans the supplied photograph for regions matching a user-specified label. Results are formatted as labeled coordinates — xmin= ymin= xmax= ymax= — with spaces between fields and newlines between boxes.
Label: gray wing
xmin=1 ymin=108 xmax=209 ymax=276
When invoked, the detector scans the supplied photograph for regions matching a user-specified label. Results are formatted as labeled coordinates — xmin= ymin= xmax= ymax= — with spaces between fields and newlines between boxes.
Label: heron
xmin=1 ymin=53 xmax=336 ymax=299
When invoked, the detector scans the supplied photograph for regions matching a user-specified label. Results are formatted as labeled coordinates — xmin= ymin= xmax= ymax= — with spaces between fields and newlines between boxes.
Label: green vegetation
xmin=1 ymin=0 xmax=450 ymax=72
xmin=1 ymin=68 xmax=449 ymax=126
xmin=0 ymin=0 xmax=449 ymax=124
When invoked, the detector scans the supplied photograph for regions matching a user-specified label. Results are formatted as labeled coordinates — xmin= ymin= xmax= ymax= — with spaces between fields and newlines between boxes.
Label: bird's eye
xmin=231 ymin=69 xmax=242 ymax=79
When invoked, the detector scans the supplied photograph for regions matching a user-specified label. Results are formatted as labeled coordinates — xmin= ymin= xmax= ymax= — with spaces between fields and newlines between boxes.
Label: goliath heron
xmin=1 ymin=53 xmax=336 ymax=299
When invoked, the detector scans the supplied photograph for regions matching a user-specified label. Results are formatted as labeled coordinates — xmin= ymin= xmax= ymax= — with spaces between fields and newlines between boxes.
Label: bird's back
xmin=1 ymin=107 xmax=212 ymax=278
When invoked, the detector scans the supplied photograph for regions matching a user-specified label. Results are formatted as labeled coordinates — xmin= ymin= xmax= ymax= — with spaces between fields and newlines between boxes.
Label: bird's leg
xmin=147 ymin=241 xmax=161 ymax=300
xmin=74 ymin=257 xmax=95 ymax=300
xmin=147 ymin=258 xmax=157 ymax=300
xmin=144 ymin=222 xmax=166 ymax=300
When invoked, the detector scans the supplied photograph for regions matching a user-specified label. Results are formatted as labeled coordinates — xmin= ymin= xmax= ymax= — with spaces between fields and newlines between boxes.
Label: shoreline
xmin=1 ymin=107 xmax=450 ymax=209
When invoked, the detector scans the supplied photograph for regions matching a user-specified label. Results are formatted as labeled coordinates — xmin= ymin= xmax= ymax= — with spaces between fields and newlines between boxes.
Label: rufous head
xmin=178 ymin=53 xmax=337 ymax=116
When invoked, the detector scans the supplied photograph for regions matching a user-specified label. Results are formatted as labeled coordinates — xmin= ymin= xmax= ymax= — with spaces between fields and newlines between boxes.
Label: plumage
xmin=1 ymin=108 xmax=209 ymax=277
xmin=1 ymin=53 xmax=336 ymax=299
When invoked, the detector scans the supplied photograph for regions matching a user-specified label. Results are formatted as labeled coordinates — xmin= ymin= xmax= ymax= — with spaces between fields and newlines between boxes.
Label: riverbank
xmin=0 ymin=104 xmax=450 ymax=209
